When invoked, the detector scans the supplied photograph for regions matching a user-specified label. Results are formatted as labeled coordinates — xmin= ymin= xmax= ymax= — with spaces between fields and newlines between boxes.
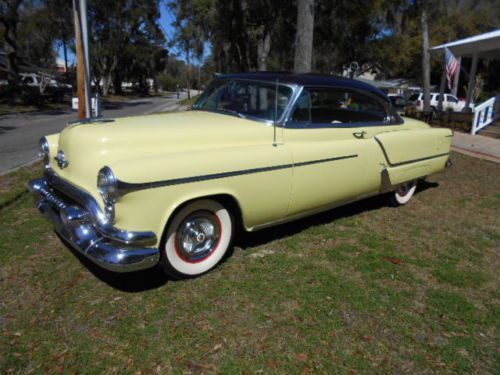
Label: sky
xmin=57 ymin=3 xmax=210 ymax=67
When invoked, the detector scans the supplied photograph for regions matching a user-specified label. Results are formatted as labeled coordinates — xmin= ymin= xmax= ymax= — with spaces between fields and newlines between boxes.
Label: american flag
xmin=445 ymin=47 xmax=459 ymax=90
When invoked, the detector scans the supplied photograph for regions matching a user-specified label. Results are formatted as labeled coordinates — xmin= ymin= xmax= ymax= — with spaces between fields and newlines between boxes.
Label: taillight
xmin=416 ymin=100 xmax=422 ymax=107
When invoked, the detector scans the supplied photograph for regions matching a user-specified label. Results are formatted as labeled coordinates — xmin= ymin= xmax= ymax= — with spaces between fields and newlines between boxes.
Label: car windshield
xmin=193 ymin=79 xmax=293 ymax=122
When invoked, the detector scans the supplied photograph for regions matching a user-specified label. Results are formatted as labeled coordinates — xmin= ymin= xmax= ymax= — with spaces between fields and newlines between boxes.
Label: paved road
xmin=0 ymin=94 xmax=185 ymax=174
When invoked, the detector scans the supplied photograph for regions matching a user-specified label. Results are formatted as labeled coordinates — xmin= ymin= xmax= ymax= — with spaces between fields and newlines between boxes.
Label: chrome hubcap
xmin=175 ymin=211 xmax=221 ymax=262
xmin=397 ymin=182 xmax=414 ymax=197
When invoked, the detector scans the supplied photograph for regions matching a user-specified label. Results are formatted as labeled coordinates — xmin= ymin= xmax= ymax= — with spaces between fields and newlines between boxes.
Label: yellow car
xmin=28 ymin=73 xmax=452 ymax=279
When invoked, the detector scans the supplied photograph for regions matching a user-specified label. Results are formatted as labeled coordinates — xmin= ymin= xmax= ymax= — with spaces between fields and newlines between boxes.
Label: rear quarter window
xmin=291 ymin=88 xmax=388 ymax=125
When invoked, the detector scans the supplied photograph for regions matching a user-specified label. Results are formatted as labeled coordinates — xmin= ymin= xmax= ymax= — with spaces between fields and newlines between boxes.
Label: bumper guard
xmin=28 ymin=176 xmax=160 ymax=272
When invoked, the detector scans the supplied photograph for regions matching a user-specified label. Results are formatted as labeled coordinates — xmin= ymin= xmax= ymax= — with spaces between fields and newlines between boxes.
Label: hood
xmin=52 ymin=110 xmax=272 ymax=195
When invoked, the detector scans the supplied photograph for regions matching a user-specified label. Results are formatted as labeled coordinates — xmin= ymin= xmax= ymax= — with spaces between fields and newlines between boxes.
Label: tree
xmin=421 ymin=0 xmax=431 ymax=114
xmin=164 ymin=0 xmax=500 ymax=98
xmin=293 ymin=0 xmax=314 ymax=73
xmin=44 ymin=0 xmax=74 ymax=74
xmin=170 ymin=0 xmax=290 ymax=73
xmin=88 ymin=0 xmax=165 ymax=96
xmin=0 ymin=0 xmax=23 ymax=96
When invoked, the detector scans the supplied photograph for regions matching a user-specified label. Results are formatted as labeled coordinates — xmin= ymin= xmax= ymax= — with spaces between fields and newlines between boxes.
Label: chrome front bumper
xmin=28 ymin=173 xmax=160 ymax=272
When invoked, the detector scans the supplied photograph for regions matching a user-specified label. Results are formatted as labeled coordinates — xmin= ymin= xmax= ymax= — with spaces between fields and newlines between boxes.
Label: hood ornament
xmin=55 ymin=150 xmax=69 ymax=169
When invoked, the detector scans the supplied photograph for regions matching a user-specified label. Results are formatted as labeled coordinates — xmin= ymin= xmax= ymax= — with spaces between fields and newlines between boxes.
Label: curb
xmin=0 ymin=158 xmax=41 ymax=177
xmin=451 ymin=146 xmax=500 ymax=164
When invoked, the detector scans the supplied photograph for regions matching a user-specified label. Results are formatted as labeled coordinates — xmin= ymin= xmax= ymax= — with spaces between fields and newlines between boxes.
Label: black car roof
xmin=217 ymin=72 xmax=388 ymax=101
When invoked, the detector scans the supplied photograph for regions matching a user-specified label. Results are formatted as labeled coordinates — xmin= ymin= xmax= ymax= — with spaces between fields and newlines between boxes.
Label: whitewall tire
xmin=160 ymin=199 xmax=233 ymax=279
xmin=392 ymin=180 xmax=417 ymax=206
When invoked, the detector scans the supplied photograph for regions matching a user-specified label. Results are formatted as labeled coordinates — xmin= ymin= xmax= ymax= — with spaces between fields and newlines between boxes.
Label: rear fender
xmin=375 ymin=128 xmax=452 ymax=186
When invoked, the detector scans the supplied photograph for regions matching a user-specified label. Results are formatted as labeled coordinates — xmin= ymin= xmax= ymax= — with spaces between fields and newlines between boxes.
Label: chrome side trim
xmin=374 ymin=137 xmax=449 ymax=167
xmin=39 ymin=171 xmax=157 ymax=246
xmin=387 ymin=152 xmax=449 ymax=167
xmin=115 ymin=154 xmax=359 ymax=196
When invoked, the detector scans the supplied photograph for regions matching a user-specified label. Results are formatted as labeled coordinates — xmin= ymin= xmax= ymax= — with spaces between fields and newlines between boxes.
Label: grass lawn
xmin=0 ymin=102 xmax=70 ymax=115
xmin=102 ymin=92 xmax=176 ymax=102
xmin=0 ymin=152 xmax=498 ymax=374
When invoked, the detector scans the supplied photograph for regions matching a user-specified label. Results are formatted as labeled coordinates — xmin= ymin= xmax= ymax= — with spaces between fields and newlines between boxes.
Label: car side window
xmin=201 ymin=80 xmax=290 ymax=120
xmin=446 ymin=95 xmax=458 ymax=103
xmin=291 ymin=87 xmax=387 ymax=125
xmin=291 ymin=90 xmax=311 ymax=122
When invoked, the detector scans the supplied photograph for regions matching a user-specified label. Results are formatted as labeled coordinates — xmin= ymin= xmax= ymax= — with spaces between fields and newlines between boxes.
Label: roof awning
xmin=355 ymin=77 xmax=416 ymax=89
xmin=431 ymin=29 xmax=500 ymax=59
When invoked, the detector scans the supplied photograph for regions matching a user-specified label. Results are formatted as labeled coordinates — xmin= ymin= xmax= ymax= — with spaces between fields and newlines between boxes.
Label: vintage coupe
xmin=29 ymin=73 xmax=452 ymax=279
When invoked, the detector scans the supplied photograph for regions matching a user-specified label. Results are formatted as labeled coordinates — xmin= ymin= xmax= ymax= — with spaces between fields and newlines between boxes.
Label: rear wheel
xmin=160 ymin=199 xmax=233 ymax=279
xmin=391 ymin=180 xmax=417 ymax=206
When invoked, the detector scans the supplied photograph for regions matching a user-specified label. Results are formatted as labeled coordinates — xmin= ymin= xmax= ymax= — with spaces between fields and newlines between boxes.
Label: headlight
xmin=38 ymin=137 xmax=50 ymax=166
xmin=97 ymin=166 xmax=119 ymax=204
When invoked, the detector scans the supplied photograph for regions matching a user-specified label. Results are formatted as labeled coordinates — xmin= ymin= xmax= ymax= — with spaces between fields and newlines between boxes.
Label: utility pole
xmin=73 ymin=0 xmax=92 ymax=120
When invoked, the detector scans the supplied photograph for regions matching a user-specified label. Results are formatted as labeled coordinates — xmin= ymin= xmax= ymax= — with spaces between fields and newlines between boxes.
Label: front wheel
xmin=391 ymin=180 xmax=417 ymax=206
xmin=160 ymin=199 xmax=233 ymax=279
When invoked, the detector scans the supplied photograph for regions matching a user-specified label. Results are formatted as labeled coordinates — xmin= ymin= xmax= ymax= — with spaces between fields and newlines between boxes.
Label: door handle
xmin=352 ymin=131 xmax=367 ymax=139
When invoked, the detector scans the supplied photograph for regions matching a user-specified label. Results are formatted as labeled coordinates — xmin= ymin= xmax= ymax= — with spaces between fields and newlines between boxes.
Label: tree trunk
xmin=257 ymin=31 xmax=271 ymax=71
xmin=421 ymin=0 xmax=431 ymax=115
xmin=62 ymin=36 xmax=68 ymax=73
xmin=93 ymin=75 xmax=101 ymax=95
xmin=113 ymin=74 xmax=123 ymax=96
xmin=294 ymin=0 xmax=315 ymax=73
xmin=102 ymin=74 xmax=112 ymax=96
xmin=2 ymin=0 xmax=22 ymax=101
xmin=186 ymin=46 xmax=191 ymax=100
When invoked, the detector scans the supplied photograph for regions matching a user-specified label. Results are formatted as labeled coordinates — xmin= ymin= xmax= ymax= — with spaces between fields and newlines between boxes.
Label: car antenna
xmin=273 ymin=79 xmax=279 ymax=146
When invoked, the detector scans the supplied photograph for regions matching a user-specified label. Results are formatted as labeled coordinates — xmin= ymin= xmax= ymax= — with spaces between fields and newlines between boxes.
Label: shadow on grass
xmin=236 ymin=179 xmax=439 ymax=249
xmin=58 ymin=180 xmax=439 ymax=292
xmin=57 ymin=234 xmax=170 ymax=292
xmin=0 ymin=189 xmax=31 ymax=211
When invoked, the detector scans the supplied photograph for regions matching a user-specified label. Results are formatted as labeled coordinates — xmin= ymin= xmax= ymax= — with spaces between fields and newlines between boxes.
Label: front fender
xmin=109 ymin=145 xmax=293 ymax=244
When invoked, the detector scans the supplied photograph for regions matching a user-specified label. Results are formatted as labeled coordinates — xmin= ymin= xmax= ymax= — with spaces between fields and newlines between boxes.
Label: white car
xmin=409 ymin=93 xmax=473 ymax=112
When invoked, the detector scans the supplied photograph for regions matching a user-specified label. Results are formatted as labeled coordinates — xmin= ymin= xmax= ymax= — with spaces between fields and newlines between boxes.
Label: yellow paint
xmin=44 ymin=111 xmax=451 ymax=246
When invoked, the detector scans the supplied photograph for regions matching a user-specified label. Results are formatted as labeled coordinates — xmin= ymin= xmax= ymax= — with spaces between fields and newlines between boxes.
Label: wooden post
xmin=452 ymin=57 xmax=461 ymax=96
xmin=464 ymin=53 xmax=478 ymax=111
xmin=79 ymin=0 xmax=92 ymax=118
xmin=437 ymin=65 xmax=446 ymax=112
xmin=73 ymin=0 xmax=86 ymax=120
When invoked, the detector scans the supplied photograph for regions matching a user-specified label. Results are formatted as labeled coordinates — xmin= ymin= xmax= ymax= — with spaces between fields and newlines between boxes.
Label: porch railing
xmin=471 ymin=96 xmax=496 ymax=135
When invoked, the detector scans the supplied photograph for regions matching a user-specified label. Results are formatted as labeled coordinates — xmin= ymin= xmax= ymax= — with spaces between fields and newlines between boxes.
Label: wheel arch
xmin=158 ymin=192 xmax=245 ymax=247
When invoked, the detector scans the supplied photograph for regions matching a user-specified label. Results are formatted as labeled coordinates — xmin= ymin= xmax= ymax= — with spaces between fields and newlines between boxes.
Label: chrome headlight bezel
xmin=38 ymin=137 xmax=50 ymax=167
xmin=97 ymin=166 xmax=119 ymax=205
